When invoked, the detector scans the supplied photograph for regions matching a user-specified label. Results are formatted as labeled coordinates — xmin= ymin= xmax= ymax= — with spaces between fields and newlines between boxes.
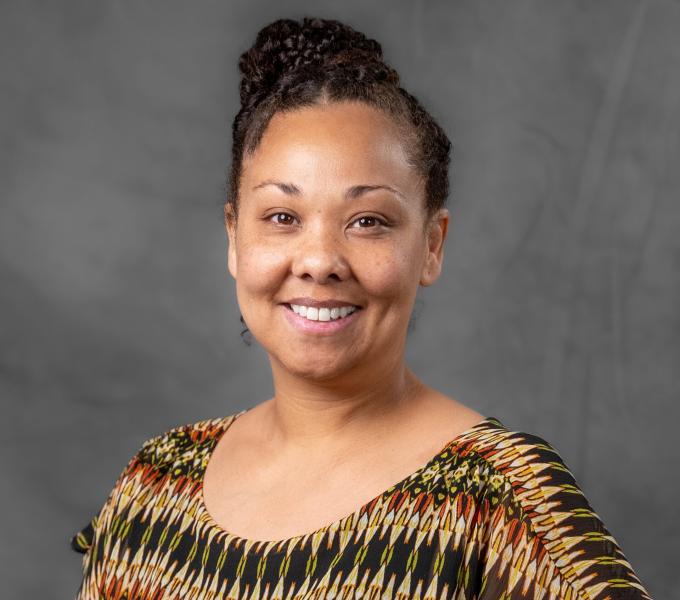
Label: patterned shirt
xmin=71 ymin=409 xmax=651 ymax=599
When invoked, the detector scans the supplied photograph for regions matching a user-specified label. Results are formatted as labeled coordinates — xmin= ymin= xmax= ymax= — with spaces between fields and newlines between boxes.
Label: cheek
xmin=236 ymin=243 xmax=288 ymax=299
xmin=358 ymin=243 xmax=421 ymax=303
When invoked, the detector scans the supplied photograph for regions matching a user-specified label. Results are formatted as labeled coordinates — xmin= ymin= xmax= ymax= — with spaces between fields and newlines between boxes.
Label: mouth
xmin=281 ymin=303 xmax=362 ymax=334
xmin=284 ymin=303 xmax=361 ymax=322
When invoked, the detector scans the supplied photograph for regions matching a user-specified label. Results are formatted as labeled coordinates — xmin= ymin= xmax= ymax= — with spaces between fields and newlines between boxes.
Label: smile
xmin=282 ymin=303 xmax=361 ymax=334
xmin=290 ymin=303 xmax=358 ymax=321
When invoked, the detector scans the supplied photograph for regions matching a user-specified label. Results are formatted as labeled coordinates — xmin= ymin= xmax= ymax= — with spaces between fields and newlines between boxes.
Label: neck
xmin=261 ymin=354 xmax=426 ymax=452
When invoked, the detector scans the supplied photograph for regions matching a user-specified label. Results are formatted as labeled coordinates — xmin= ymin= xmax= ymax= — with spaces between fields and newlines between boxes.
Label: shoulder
xmin=125 ymin=413 xmax=237 ymax=481
xmin=452 ymin=416 xmax=571 ymax=484
xmin=71 ymin=413 xmax=238 ymax=555
xmin=100 ymin=412 xmax=241 ymax=510
xmin=446 ymin=416 xmax=596 ymax=526
xmin=443 ymin=417 xmax=650 ymax=598
xmin=92 ymin=414 xmax=237 ymax=527
xmin=440 ymin=417 xmax=575 ymax=517
xmin=99 ymin=413 xmax=237 ymax=504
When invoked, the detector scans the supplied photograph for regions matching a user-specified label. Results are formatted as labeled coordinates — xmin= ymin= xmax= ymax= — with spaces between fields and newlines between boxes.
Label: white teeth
xmin=290 ymin=304 xmax=357 ymax=321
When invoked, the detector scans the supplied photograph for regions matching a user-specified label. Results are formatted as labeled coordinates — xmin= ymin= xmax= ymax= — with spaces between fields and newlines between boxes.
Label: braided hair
xmin=226 ymin=17 xmax=452 ymax=344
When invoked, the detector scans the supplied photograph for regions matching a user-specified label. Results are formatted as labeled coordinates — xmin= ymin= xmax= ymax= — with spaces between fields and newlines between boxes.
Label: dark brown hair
xmin=224 ymin=16 xmax=452 ymax=223
xmin=225 ymin=17 xmax=452 ymax=344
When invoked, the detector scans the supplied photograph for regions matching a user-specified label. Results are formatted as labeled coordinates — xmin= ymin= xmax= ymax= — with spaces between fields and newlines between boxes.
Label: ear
xmin=419 ymin=208 xmax=449 ymax=287
xmin=224 ymin=202 xmax=238 ymax=280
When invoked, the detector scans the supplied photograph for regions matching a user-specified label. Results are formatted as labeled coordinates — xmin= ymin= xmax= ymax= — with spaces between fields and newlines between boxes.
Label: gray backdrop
xmin=1 ymin=1 xmax=678 ymax=598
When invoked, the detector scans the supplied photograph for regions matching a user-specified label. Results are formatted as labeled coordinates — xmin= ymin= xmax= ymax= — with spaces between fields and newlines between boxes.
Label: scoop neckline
xmin=196 ymin=408 xmax=498 ymax=554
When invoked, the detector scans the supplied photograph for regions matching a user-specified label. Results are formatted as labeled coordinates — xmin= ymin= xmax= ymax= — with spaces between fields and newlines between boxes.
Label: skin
xmin=205 ymin=100 xmax=484 ymax=542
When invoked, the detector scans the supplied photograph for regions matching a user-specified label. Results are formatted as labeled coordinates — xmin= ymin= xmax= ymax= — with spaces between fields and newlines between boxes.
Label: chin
xmin=272 ymin=351 xmax=357 ymax=381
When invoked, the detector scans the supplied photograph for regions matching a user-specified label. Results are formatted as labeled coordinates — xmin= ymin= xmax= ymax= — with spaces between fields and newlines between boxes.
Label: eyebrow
xmin=251 ymin=180 xmax=406 ymax=201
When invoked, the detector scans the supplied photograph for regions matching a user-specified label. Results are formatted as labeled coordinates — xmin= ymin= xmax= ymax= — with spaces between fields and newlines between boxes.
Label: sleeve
xmin=70 ymin=516 xmax=96 ymax=555
xmin=475 ymin=432 xmax=652 ymax=600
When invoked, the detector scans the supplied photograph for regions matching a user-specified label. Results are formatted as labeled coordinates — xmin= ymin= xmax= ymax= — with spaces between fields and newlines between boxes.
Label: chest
xmin=200 ymin=449 xmax=424 ymax=543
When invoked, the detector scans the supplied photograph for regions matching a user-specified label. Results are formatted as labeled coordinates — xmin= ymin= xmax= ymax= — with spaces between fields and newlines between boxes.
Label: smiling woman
xmin=70 ymin=16 xmax=651 ymax=600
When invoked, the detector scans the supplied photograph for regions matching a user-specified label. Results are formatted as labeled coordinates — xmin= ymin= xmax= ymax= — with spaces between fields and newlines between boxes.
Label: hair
xmin=225 ymin=16 xmax=452 ymax=345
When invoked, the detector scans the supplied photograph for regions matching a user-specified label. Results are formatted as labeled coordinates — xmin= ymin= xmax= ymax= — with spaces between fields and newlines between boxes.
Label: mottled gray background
xmin=1 ymin=0 xmax=678 ymax=598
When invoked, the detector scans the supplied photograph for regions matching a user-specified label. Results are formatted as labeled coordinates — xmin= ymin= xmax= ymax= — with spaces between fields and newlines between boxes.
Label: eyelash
xmin=266 ymin=212 xmax=390 ymax=229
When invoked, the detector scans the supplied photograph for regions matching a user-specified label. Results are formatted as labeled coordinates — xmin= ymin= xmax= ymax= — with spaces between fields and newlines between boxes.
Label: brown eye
xmin=269 ymin=212 xmax=296 ymax=225
xmin=351 ymin=215 xmax=388 ymax=228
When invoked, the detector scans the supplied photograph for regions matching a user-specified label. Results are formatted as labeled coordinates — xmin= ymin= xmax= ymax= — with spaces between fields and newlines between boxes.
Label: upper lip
xmin=283 ymin=297 xmax=361 ymax=309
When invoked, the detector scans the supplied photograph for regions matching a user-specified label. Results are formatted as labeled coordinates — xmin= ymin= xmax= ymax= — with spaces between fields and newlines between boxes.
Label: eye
xmin=350 ymin=215 xmax=389 ymax=229
xmin=267 ymin=212 xmax=297 ymax=226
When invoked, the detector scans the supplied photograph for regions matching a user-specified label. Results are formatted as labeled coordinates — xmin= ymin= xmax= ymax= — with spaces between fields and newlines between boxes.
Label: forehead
xmin=241 ymin=101 xmax=419 ymax=192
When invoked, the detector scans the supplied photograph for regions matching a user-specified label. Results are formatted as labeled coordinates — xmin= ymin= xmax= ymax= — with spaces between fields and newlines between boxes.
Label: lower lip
xmin=282 ymin=304 xmax=361 ymax=335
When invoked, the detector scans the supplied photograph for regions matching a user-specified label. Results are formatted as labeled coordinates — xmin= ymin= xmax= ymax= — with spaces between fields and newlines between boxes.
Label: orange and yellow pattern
xmin=71 ymin=410 xmax=650 ymax=599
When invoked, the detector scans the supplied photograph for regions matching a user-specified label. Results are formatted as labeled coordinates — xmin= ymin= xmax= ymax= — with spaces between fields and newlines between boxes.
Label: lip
xmin=283 ymin=297 xmax=361 ymax=309
xmin=281 ymin=303 xmax=361 ymax=335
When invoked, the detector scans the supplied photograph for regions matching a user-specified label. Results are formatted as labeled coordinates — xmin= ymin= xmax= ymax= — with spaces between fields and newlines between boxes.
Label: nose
xmin=291 ymin=222 xmax=351 ymax=283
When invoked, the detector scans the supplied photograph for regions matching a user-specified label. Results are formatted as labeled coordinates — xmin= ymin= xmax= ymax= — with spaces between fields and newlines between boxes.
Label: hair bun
xmin=238 ymin=17 xmax=399 ymax=107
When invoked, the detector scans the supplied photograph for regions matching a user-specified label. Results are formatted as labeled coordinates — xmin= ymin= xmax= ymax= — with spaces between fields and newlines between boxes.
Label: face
xmin=225 ymin=100 xmax=448 ymax=382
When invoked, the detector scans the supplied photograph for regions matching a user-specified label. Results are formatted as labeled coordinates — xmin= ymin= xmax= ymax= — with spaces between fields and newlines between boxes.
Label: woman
xmin=71 ymin=17 xmax=651 ymax=599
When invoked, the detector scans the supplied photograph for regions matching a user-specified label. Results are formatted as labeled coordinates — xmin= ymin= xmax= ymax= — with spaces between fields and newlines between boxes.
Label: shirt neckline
xmin=195 ymin=408 xmax=501 ymax=555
